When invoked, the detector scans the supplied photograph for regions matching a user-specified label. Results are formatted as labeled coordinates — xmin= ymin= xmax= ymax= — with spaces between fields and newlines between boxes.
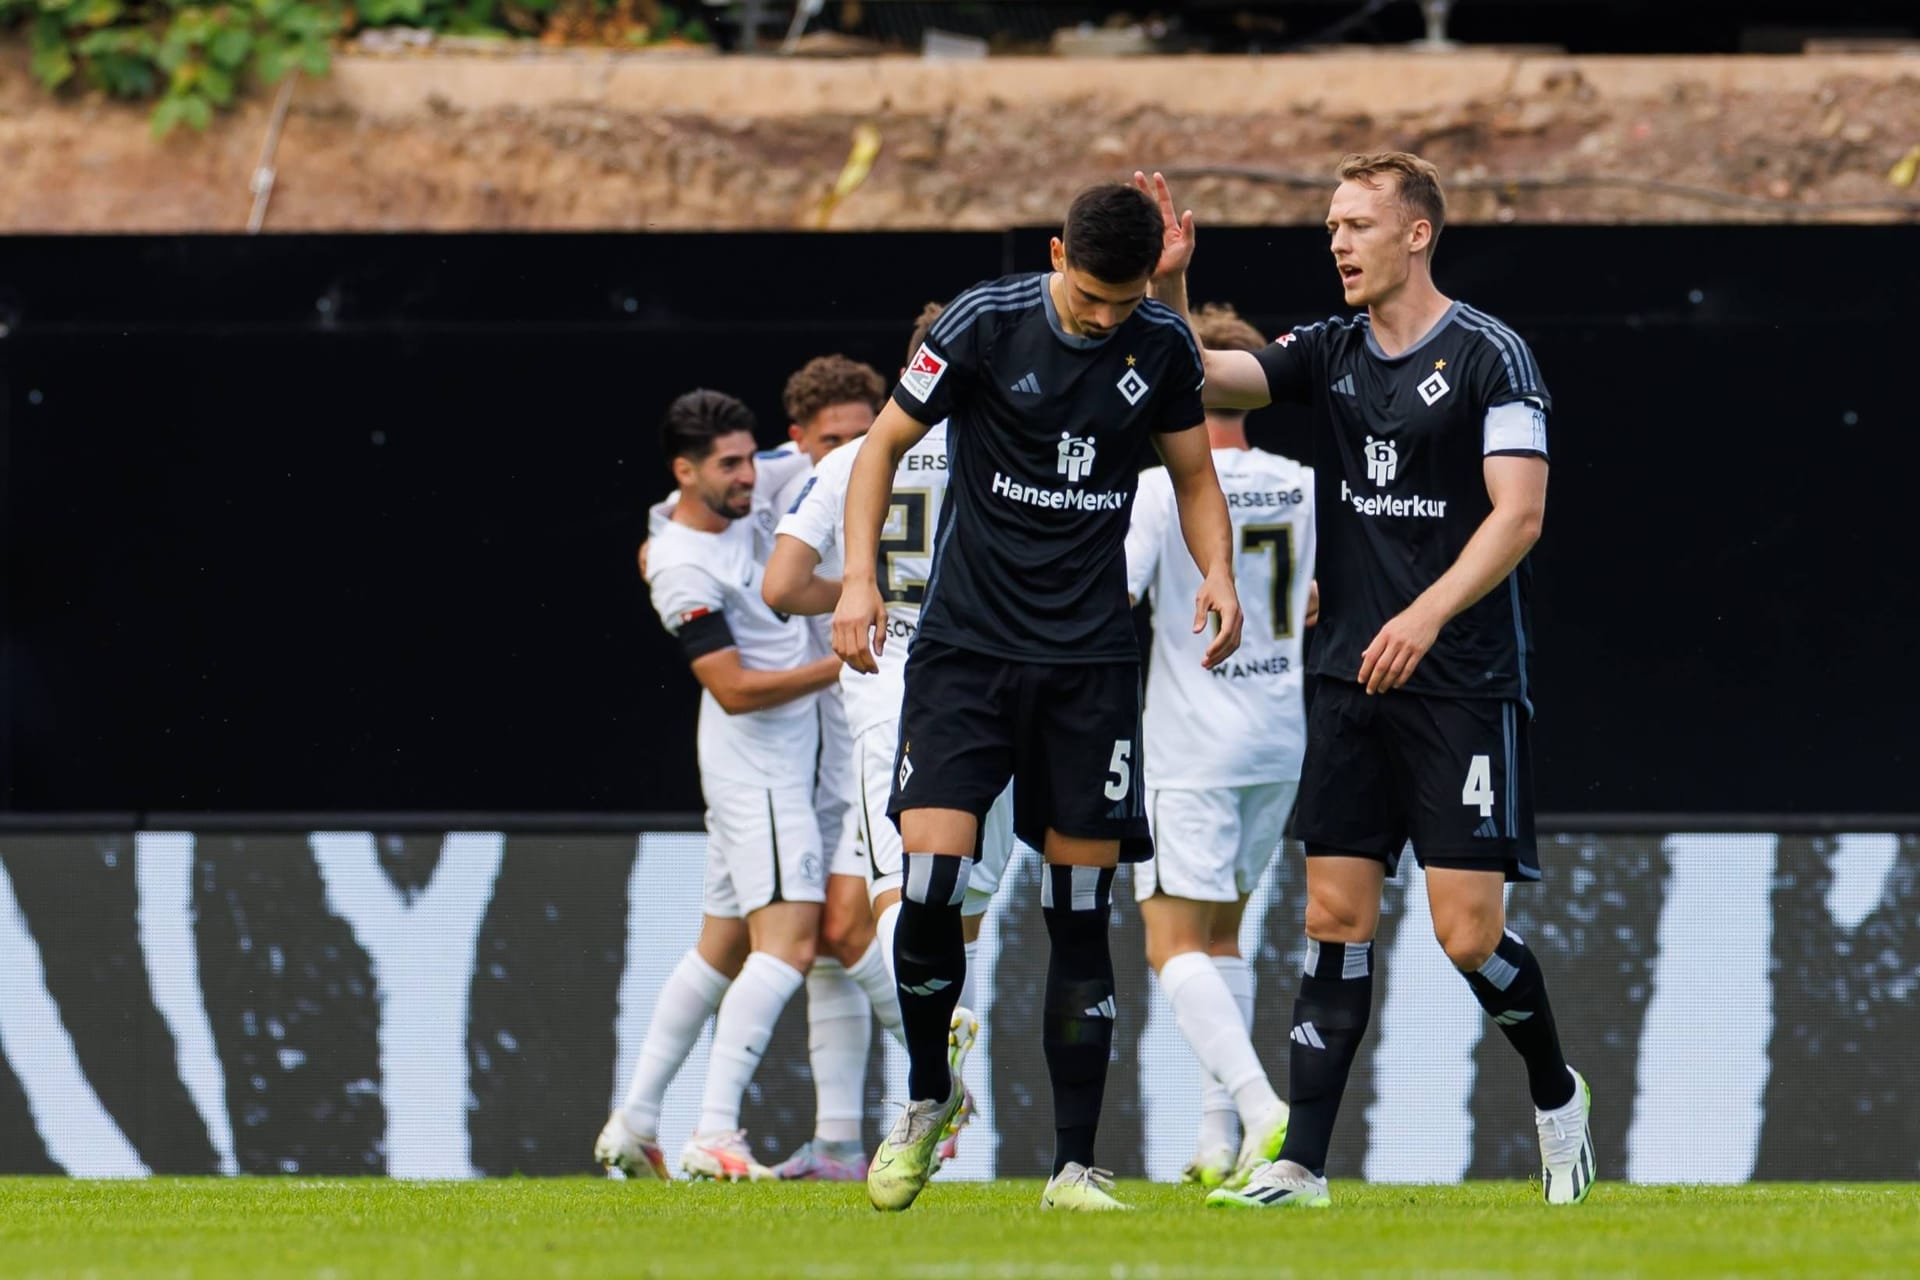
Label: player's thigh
xmin=889 ymin=640 xmax=1018 ymax=844
xmin=1022 ymin=661 xmax=1150 ymax=863
xmin=819 ymin=873 xmax=875 ymax=960
xmin=1387 ymin=694 xmax=1539 ymax=884
xmin=1138 ymin=892 xmax=1214 ymax=968
xmin=747 ymin=899 xmax=824 ymax=968
xmin=964 ymin=780 xmax=1016 ymax=918
xmin=1233 ymin=780 xmax=1296 ymax=897
xmin=1290 ymin=677 xmax=1410 ymax=861
xmin=1424 ymin=865 xmax=1509 ymax=969
xmin=696 ymin=911 xmax=750 ymax=978
xmin=855 ymin=722 xmax=905 ymax=904
xmin=1136 ymin=787 xmax=1242 ymax=905
xmin=707 ymin=781 xmax=827 ymax=916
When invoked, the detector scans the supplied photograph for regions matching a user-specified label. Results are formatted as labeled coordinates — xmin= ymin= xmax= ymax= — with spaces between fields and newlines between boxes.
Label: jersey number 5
xmin=877 ymin=489 xmax=931 ymax=605
xmin=1240 ymin=524 xmax=1296 ymax=640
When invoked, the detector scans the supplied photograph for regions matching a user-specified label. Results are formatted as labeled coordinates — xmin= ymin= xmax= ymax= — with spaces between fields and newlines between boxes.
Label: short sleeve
xmin=1143 ymin=301 xmax=1206 ymax=433
xmin=1252 ymin=323 xmax=1325 ymax=407
xmin=1124 ymin=468 xmax=1173 ymax=602
xmin=891 ymin=283 xmax=992 ymax=425
xmin=1464 ymin=317 xmax=1552 ymax=459
xmin=758 ymin=450 xmax=815 ymax=514
xmin=776 ymin=440 xmax=856 ymax=556
xmin=650 ymin=564 xmax=725 ymax=637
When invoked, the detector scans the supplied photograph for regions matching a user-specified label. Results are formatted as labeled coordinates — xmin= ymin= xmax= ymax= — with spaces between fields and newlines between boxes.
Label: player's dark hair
xmin=1337 ymin=151 xmax=1447 ymax=260
xmin=782 ymin=354 xmax=887 ymax=425
xmin=661 ymin=389 xmax=756 ymax=467
xmin=905 ymin=302 xmax=945 ymax=368
xmin=1061 ymin=182 xmax=1163 ymax=285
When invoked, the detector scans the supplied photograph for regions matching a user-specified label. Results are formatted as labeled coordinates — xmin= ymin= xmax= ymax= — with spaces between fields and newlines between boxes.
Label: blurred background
xmin=0 ymin=0 xmax=1915 ymax=1183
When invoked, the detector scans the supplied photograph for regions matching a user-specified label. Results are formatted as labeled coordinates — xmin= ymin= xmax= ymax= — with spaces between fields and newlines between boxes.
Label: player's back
xmin=780 ymin=424 xmax=953 ymax=739
xmin=1127 ymin=447 xmax=1315 ymax=790
xmin=648 ymin=453 xmax=819 ymax=786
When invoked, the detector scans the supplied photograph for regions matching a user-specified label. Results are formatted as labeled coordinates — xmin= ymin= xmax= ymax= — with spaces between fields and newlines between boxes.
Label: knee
xmin=767 ymin=935 xmax=818 ymax=974
xmin=1435 ymin=916 xmax=1502 ymax=972
xmin=819 ymin=905 xmax=872 ymax=965
xmin=1303 ymin=894 xmax=1375 ymax=943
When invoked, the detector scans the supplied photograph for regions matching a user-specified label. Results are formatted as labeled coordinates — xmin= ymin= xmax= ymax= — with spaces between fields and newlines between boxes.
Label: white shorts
xmin=855 ymin=720 xmax=1013 ymax=918
xmin=817 ymin=692 xmax=863 ymax=880
xmin=1135 ymin=781 xmax=1297 ymax=904
xmin=700 ymin=780 xmax=826 ymax=918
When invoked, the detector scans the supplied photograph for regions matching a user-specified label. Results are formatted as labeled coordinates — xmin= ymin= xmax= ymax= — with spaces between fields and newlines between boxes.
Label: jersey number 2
xmin=1240 ymin=524 xmax=1296 ymax=640
xmin=1462 ymin=754 xmax=1495 ymax=818
xmin=877 ymin=490 xmax=931 ymax=605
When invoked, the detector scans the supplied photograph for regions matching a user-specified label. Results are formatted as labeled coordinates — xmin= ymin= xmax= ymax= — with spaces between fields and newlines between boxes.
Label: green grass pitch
xmin=2 ymin=1178 xmax=1916 ymax=1279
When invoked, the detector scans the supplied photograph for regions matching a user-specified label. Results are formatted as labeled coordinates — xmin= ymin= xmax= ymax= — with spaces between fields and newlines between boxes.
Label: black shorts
xmin=888 ymin=639 xmax=1151 ymax=862
xmin=1289 ymin=675 xmax=1539 ymax=882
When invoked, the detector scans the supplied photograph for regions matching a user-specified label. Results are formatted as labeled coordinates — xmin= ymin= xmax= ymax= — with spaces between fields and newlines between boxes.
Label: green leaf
xmin=151 ymin=95 xmax=187 ymax=136
xmin=182 ymin=94 xmax=214 ymax=130
xmin=254 ymin=39 xmax=293 ymax=84
xmin=71 ymin=0 xmax=124 ymax=28
xmin=199 ymin=64 xmax=235 ymax=105
xmin=209 ymin=27 xmax=252 ymax=69
xmin=299 ymin=40 xmax=330 ymax=76
xmin=30 ymin=18 xmax=78 ymax=90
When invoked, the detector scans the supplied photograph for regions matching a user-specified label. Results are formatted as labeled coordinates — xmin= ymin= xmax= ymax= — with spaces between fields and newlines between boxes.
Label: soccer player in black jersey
xmin=1139 ymin=154 xmax=1596 ymax=1209
xmin=832 ymin=182 xmax=1244 ymax=1212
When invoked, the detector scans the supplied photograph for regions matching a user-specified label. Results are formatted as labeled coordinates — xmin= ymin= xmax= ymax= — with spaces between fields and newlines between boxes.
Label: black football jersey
xmin=1254 ymin=301 xmax=1551 ymax=705
xmin=892 ymin=272 xmax=1206 ymax=662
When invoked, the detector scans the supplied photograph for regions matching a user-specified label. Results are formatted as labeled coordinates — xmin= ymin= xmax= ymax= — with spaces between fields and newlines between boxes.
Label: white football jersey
xmin=649 ymin=450 xmax=821 ymax=787
xmin=777 ymin=423 xmax=951 ymax=739
xmin=1126 ymin=448 xmax=1316 ymax=789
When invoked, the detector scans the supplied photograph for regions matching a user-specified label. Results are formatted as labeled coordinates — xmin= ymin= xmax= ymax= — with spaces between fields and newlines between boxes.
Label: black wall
xmin=1 ymin=228 xmax=1913 ymax=816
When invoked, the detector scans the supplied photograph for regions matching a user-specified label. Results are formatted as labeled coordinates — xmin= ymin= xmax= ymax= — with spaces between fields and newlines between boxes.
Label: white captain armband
xmin=1483 ymin=398 xmax=1549 ymax=458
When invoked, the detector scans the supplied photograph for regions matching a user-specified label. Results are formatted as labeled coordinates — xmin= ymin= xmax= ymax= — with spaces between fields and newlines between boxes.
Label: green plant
xmin=3 ymin=0 xmax=710 ymax=134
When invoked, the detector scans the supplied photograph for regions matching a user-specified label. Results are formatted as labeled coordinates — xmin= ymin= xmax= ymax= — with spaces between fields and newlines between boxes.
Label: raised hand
xmin=1133 ymin=170 xmax=1196 ymax=281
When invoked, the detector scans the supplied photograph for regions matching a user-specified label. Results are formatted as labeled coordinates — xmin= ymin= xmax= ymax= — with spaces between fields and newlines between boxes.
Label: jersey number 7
xmin=1240 ymin=524 xmax=1296 ymax=640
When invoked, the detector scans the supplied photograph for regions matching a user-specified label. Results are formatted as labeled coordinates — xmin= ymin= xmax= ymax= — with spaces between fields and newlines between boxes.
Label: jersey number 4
xmin=1462 ymin=754 xmax=1495 ymax=818
xmin=1240 ymin=524 xmax=1296 ymax=640
xmin=877 ymin=489 xmax=931 ymax=605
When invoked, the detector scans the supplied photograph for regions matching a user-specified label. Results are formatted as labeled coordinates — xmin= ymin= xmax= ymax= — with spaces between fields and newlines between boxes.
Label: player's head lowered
xmin=1049 ymin=182 xmax=1163 ymax=339
xmin=1328 ymin=151 xmax=1447 ymax=308
xmin=781 ymin=355 xmax=887 ymax=463
xmin=1192 ymin=303 xmax=1265 ymax=443
xmin=661 ymin=389 xmax=758 ymax=520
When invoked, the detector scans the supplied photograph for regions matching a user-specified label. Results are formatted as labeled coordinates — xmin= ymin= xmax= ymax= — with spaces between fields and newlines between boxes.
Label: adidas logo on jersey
xmin=1493 ymin=1009 xmax=1535 ymax=1026
xmin=1473 ymin=817 xmax=1500 ymax=839
xmin=1083 ymin=995 xmax=1118 ymax=1019
xmin=1290 ymin=1022 xmax=1327 ymax=1050
xmin=903 ymin=977 xmax=952 ymax=998
xmin=1010 ymin=372 xmax=1042 ymax=395
xmin=1330 ymin=373 xmax=1357 ymax=397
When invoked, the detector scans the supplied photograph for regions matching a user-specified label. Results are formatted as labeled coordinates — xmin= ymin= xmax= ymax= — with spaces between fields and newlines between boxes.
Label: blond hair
xmin=1337 ymin=151 xmax=1446 ymax=258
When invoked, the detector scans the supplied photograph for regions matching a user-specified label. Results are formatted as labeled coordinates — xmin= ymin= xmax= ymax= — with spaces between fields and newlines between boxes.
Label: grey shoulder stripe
xmin=1461 ymin=306 xmax=1542 ymax=391
xmin=1135 ymin=308 xmax=1202 ymax=365
xmin=929 ymin=281 xmax=1042 ymax=343
xmin=1455 ymin=313 xmax=1525 ymax=395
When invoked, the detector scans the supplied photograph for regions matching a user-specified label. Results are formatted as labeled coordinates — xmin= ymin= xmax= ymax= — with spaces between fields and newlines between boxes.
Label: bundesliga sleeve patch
xmin=899 ymin=344 xmax=948 ymax=403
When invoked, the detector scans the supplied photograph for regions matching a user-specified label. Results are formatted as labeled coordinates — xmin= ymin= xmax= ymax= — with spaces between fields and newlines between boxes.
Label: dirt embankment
xmin=2 ymin=44 xmax=1916 ymax=231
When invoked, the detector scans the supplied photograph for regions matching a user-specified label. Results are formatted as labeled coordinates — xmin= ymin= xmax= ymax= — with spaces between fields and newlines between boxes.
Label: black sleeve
xmin=890 ymin=283 xmax=987 ymax=425
xmin=1469 ymin=324 xmax=1552 ymax=413
xmin=1154 ymin=321 xmax=1207 ymax=433
xmin=677 ymin=610 xmax=736 ymax=661
xmin=1251 ymin=323 xmax=1324 ymax=407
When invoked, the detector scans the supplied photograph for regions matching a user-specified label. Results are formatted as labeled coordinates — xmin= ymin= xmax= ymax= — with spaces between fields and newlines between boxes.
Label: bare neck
xmin=1205 ymin=419 xmax=1250 ymax=452
xmin=1367 ymin=272 xmax=1453 ymax=358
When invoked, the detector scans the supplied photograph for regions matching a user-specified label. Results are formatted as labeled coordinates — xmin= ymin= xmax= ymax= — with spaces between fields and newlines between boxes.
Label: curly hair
xmin=782 ymin=354 xmax=888 ymax=426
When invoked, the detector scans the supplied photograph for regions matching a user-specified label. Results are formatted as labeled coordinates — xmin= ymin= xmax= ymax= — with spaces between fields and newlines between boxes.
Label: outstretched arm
xmin=1134 ymin=170 xmax=1274 ymax=410
xmin=832 ymin=402 xmax=934 ymax=673
xmin=1153 ymin=426 xmax=1243 ymax=669
xmin=764 ymin=534 xmax=840 ymax=618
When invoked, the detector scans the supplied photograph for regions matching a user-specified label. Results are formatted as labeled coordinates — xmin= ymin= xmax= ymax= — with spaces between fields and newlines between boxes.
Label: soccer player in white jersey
xmin=762 ymin=354 xmax=914 ymax=1182
xmin=764 ymin=304 xmax=1011 ymax=1170
xmin=1124 ymin=302 xmax=1316 ymax=1191
xmin=599 ymin=389 xmax=842 ymax=1182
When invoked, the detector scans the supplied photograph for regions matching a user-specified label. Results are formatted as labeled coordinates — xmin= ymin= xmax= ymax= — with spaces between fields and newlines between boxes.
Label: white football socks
xmin=620 ymin=950 xmax=731 ymax=1137
xmin=959 ymin=938 xmax=982 ymax=1013
xmin=846 ymin=938 xmax=905 ymax=1046
xmin=1161 ymin=950 xmax=1279 ymax=1124
xmin=696 ymin=952 xmax=805 ymax=1136
xmin=805 ymin=958 xmax=869 ymax=1144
